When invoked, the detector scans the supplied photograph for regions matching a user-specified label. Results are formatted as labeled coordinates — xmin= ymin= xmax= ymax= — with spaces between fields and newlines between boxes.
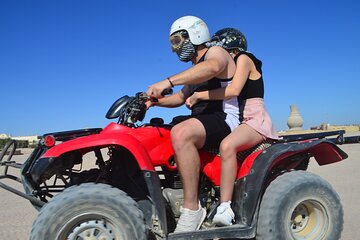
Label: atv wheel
xmin=30 ymin=183 xmax=147 ymax=240
xmin=0 ymin=140 xmax=17 ymax=175
xmin=257 ymin=171 xmax=343 ymax=240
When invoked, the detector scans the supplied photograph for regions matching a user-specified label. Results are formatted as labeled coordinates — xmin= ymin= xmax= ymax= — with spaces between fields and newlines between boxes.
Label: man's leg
xmin=170 ymin=118 xmax=206 ymax=211
xmin=170 ymin=118 xmax=207 ymax=232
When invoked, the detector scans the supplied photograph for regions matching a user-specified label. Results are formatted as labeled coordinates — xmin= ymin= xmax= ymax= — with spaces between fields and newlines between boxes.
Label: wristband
xmin=167 ymin=77 xmax=175 ymax=88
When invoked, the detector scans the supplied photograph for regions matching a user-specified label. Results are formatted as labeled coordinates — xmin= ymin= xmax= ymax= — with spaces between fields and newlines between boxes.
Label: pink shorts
xmin=242 ymin=98 xmax=279 ymax=140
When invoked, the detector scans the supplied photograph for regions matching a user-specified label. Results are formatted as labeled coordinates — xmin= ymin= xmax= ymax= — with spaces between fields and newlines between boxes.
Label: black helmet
xmin=211 ymin=28 xmax=247 ymax=51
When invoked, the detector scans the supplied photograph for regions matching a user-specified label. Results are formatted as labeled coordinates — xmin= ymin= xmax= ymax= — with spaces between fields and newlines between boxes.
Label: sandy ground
xmin=0 ymin=136 xmax=359 ymax=240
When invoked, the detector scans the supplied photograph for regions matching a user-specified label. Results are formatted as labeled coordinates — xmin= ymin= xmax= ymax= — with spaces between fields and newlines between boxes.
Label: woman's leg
xmin=219 ymin=124 xmax=264 ymax=202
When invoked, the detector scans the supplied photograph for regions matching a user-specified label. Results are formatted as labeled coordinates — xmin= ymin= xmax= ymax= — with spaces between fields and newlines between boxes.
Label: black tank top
xmin=234 ymin=51 xmax=264 ymax=100
xmin=188 ymin=50 xmax=233 ymax=116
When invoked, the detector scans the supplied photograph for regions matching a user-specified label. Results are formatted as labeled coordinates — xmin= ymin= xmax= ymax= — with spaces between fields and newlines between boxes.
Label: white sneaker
xmin=212 ymin=202 xmax=235 ymax=226
xmin=174 ymin=203 xmax=206 ymax=233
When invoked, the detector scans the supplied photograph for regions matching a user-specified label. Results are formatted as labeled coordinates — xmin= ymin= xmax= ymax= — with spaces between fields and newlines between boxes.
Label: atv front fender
xmin=42 ymin=129 xmax=154 ymax=170
xmin=30 ymin=128 xmax=154 ymax=183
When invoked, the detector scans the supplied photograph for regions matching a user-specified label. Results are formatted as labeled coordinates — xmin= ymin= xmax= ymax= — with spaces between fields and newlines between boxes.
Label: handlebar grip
xmin=161 ymin=88 xmax=173 ymax=96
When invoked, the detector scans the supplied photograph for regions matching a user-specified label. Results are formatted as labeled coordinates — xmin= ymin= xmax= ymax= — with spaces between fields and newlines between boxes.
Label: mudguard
xmin=232 ymin=139 xmax=348 ymax=227
xmin=42 ymin=122 xmax=175 ymax=170
xmin=30 ymin=123 xmax=175 ymax=183
xmin=42 ymin=126 xmax=154 ymax=170
xmin=237 ymin=138 xmax=347 ymax=179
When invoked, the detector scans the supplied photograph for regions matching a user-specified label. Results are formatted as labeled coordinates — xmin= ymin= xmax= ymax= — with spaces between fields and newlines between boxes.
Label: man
xmin=147 ymin=16 xmax=238 ymax=232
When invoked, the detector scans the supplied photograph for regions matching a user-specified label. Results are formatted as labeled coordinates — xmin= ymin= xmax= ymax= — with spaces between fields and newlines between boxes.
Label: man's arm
xmin=152 ymin=86 xmax=190 ymax=108
xmin=169 ymin=47 xmax=229 ymax=85
xmin=147 ymin=46 xmax=231 ymax=97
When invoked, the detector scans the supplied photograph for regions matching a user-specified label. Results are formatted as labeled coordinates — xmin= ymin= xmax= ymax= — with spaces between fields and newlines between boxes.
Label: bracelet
xmin=167 ymin=77 xmax=175 ymax=88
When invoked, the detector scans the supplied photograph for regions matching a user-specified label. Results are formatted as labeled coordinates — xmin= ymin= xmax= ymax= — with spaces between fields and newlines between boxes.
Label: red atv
xmin=0 ymin=91 xmax=350 ymax=239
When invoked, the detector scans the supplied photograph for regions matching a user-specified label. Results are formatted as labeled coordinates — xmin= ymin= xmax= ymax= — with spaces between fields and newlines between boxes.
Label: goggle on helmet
xmin=169 ymin=31 xmax=189 ymax=52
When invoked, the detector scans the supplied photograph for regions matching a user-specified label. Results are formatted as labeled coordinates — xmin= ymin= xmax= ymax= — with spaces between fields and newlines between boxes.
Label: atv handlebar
xmin=108 ymin=88 xmax=173 ymax=126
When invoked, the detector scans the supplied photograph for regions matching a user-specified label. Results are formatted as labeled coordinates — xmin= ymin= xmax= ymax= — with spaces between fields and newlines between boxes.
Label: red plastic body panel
xmin=200 ymin=140 xmax=347 ymax=186
xmin=200 ymin=152 xmax=222 ymax=186
xmin=42 ymin=123 xmax=174 ymax=171
xmin=200 ymin=150 xmax=265 ymax=186
xmin=269 ymin=140 xmax=346 ymax=167
xmin=236 ymin=140 xmax=347 ymax=183
xmin=302 ymin=141 xmax=345 ymax=165
xmin=237 ymin=150 xmax=264 ymax=179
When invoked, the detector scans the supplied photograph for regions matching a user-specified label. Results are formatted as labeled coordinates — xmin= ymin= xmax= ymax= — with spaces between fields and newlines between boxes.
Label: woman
xmin=186 ymin=28 xmax=279 ymax=226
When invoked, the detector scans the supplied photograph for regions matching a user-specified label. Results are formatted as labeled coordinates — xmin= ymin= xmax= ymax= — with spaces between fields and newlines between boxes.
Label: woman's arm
xmin=186 ymin=54 xmax=253 ymax=108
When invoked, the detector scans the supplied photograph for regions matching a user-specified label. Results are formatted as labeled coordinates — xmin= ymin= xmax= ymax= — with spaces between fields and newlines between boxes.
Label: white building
xmin=0 ymin=133 xmax=10 ymax=139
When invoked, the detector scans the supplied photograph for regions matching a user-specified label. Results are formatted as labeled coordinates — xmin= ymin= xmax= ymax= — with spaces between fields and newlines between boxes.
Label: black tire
xmin=257 ymin=171 xmax=343 ymax=240
xmin=0 ymin=140 xmax=17 ymax=175
xmin=30 ymin=183 xmax=147 ymax=240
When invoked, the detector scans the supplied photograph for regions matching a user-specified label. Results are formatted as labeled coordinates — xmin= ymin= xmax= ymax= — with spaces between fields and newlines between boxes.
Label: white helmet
xmin=170 ymin=16 xmax=211 ymax=45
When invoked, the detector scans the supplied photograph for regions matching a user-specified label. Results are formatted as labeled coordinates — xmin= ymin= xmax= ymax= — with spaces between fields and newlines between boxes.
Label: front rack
xmin=0 ymin=140 xmax=44 ymax=207
xmin=43 ymin=128 xmax=102 ymax=141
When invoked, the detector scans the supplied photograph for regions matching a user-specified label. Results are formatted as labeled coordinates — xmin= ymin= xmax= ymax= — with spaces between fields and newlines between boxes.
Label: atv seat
xmin=205 ymin=139 xmax=276 ymax=162
xmin=236 ymin=139 xmax=276 ymax=162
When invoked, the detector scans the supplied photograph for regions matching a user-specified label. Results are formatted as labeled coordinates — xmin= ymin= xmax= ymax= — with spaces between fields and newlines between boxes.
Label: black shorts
xmin=193 ymin=113 xmax=231 ymax=150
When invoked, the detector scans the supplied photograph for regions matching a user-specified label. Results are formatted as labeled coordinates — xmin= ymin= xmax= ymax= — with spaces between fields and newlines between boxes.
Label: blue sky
xmin=1 ymin=0 xmax=359 ymax=136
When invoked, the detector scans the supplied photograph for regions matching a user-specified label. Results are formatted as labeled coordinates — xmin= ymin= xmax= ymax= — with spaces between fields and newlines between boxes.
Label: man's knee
xmin=171 ymin=119 xmax=206 ymax=151
xmin=171 ymin=124 xmax=191 ymax=149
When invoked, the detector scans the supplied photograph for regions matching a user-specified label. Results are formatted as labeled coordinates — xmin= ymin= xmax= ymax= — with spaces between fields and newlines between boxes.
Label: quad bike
xmin=0 ymin=91 xmax=353 ymax=240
